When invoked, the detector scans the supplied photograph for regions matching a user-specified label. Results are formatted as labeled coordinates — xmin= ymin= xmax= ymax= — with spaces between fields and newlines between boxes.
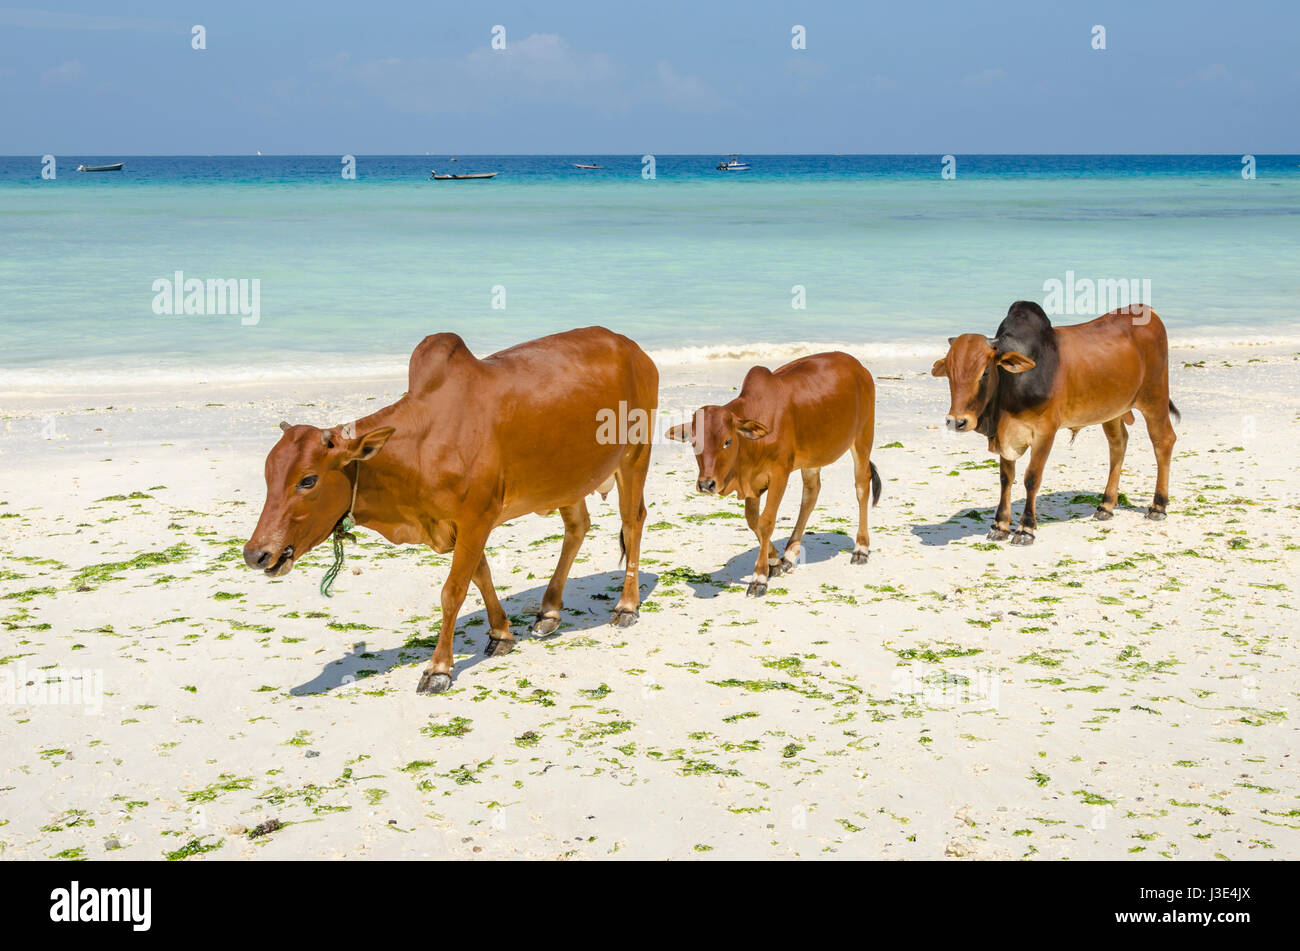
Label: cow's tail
xmin=617 ymin=525 xmax=628 ymax=567
xmin=1169 ymin=400 xmax=1181 ymax=424
xmin=869 ymin=462 xmax=883 ymax=507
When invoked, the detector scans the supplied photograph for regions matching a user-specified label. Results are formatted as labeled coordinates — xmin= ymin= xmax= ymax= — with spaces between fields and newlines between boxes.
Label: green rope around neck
xmin=320 ymin=462 xmax=360 ymax=598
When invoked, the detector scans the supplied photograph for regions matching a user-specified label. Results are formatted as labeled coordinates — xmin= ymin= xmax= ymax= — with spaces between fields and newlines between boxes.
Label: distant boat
xmin=716 ymin=155 xmax=750 ymax=171
xmin=573 ymin=163 xmax=603 ymax=170
xmin=76 ymin=162 xmax=124 ymax=172
xmin=430 ymin=170 xmax=497 ymax=180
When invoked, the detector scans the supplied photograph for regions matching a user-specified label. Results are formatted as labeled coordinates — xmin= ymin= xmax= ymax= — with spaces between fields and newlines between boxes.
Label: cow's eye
xmin=297 ymin=475 xmax=318 ymax=490
xmin=722 ymin=439 xmax=732 ymax=449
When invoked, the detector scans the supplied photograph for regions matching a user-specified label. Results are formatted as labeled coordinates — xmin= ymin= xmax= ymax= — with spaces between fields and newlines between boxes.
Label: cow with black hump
xmin=932 ymin=301 xmax=1179 ymax=545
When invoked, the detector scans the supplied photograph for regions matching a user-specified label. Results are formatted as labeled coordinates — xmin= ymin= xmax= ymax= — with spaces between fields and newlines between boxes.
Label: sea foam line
xmin=2 ymin=332 xmax=1297 ymax=390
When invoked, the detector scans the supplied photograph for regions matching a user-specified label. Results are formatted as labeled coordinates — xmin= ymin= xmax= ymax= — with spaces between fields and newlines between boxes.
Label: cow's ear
xmin=930 ymin=357 xmax=948 ymax=378
xmin=997 ymin=351 xmax=1036 ymax=373
xmin=664 ymin=423 xmax=691 ymax=443
xmin=342 ymin=426 xmax=396 ymax=463
xmin=736 ymin=418 xmax=770 ymax=440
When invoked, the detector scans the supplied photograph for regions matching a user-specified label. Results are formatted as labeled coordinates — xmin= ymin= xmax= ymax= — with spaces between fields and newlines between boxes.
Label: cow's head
xmin=931 ymin=334 xmax=1035 ymax=433
xmin=665 ymin=405 xmax=769 ymax=495
xmin=243 ymin=422 xmax=394 ymax=576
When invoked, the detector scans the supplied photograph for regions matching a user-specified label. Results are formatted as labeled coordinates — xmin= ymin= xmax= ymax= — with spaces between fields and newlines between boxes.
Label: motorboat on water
xmin=430 ymin=170 xmax=497 ymax=180
xmin=716 ymin=155 xmax=750 ymax=171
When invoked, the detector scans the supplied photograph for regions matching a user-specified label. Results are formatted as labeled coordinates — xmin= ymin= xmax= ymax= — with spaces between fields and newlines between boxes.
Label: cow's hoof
xmin=1010 ymin=530 xmax=1035 ymax=546
xmin=1145 ymin=508 xmax=1167 ymax=521
xmin=530 ymin=613 xmax=561 ymax=635
xmin=850 ymin=550 xmax=870 ymax=566
xmin=1093 ymin=507 xmax=1114 ymax=521
xmin=746 ymin=580 xmax=768 ymax=598
xmin=417 ymin=671 xmax=452 ymax=694
xmin=768 ymin=561 xmax=786 ymax=578
xmin=986 ymin=527 xmax=1010 ymax=542
xmin=780 ymin=556 xmax=798 ymax=573
xmin=484 ymin=636 xmax=514 ymax=657
xmin=610 ymin=608 xmax=639 ymax=628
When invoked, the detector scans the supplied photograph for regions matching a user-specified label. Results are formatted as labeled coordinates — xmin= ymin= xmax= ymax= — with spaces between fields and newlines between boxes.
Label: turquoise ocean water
xmin=1 ymin=155 xmax=1298 ymax=385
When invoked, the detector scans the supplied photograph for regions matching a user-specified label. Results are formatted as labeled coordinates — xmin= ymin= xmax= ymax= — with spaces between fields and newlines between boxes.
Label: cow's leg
xmin=612 ymin=446 xmax=651 ymax=627
xmin=748 ymin=471 xmax=789 ymax=597
xmin=1095 ymin=416 xmax=1129 ymax=520
xmin=1012 ymin=433 xmax=1055 ymax=546
xmin=780 ymin=467 xmax=821 ymax=572
xmin=1143 ymin=407 xmax=1177 ymax=520
xmin=475 ymin=554 xmax=515 ymax=656
xmin=418 ymin=525 xmax=491 ymax=694
xmin=848 ymin=443 xmax=876 ymax=564
xmin=532 ymin=499 xmax=590 ymax=636
xmin=988 ymin=458 xmax=1015 ymax=541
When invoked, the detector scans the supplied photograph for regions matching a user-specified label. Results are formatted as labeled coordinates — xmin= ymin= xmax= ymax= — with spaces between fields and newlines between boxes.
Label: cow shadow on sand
xmin=290 ymin=568 xmax=661 ymax=695
xmin=677 ymin=530 xmax=857 ymax=597
xmin=910 ymin=491 xmax=1150 ymax=546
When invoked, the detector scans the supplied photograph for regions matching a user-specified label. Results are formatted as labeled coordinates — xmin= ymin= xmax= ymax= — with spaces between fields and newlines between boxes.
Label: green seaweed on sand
xmin=422 ymin=716 xmax=473 ymax=738
xmin=164 ymin=837 xmax=223 ymax=861
xmin=185 ymin=774 xmax=254 ymax=803
xmin=70 ymin=544 xmax=193 ymax=590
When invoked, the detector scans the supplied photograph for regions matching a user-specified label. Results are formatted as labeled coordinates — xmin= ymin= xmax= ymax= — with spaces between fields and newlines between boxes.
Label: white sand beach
xmin=1 ymin=343 xmax=1297 ymax=860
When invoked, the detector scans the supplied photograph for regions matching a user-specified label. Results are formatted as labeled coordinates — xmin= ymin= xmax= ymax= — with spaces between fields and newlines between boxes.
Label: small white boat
xmin=716 ymin=155 xmax=750 ymax=171
xmin=430 ymin=170 xmax=497 ymax=180
xmin=573 ymin=163 xmax=603 ymax=170
xmin=76 ymin=162 xmax=124 ymax=172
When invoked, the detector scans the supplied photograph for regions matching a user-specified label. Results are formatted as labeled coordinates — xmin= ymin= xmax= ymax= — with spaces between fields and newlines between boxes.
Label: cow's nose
xmin=946 ymin=416 xmax=968 ymax=432
xmin=243 ymin=545 xmax=272 ymax=570
xmin=697 ymin=479 xmax=716 ymax=494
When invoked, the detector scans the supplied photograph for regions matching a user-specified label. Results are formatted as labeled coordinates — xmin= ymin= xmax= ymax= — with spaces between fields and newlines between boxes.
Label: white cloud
xmin=963 ymin=68 xmax=1006 ymax=87
xmin=1177 ymin=63 xmax=1253 ymax=92
xmin=0 ymin=7 xmax=183 ymax=33
xmin=341 ymin=33 xmax=718 ymax=118
xmin=40 ymin=60 xmax=85 ymax=85
xmin=642 ymin=60 xmax=725 ymax=112
xmin=349 ymin=34 xmax=622 ymax=116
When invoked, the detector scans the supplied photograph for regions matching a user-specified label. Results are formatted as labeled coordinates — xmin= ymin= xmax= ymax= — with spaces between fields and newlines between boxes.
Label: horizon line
xmin=5 ymin=152 xmax=1298 ymax=158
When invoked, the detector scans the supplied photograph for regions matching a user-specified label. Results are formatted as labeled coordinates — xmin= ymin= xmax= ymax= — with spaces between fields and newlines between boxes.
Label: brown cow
xmin=666 ymin=352 xmax=882 ymax=596
xmin=932 ymin=301 xmax=1179 ymax=545
xmin=243 ymin=327 xmax=658 ymax=693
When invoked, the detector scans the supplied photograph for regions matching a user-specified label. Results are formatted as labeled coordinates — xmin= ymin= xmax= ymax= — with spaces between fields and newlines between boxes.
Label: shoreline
xmin=2 ymin=334 xmax=1297 ymax=399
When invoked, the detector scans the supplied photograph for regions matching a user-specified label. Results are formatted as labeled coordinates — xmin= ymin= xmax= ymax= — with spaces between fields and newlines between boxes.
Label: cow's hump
xmin=994 ymin=301 xmax=1059 ymax=412
xmin=408 ymin=333 xmax=474 ymax=397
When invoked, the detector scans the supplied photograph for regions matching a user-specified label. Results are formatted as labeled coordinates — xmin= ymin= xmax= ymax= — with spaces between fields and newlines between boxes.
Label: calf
xmin=244 ymin=327 xmax=658 ymax=693
xmin=667 ymin=352 xmax=882 ymax=595
xmin=932 ymin=301 xmax=1179 ymax=544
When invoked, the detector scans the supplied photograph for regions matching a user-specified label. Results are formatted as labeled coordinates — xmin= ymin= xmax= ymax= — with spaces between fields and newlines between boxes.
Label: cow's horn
xmin=279 ymin=421 xmax=291 ymax=432
xmin=320 ymin=429 xmax=334 ymax=448
xmin=986 ymin=336 xmax=999 ymax=349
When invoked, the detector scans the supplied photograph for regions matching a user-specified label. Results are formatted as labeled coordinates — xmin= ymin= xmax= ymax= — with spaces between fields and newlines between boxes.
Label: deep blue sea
xmin=2 ymin=154 xmax=1298 ymax=385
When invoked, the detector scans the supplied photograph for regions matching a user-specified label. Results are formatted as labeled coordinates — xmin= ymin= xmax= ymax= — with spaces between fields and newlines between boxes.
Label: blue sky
xmin=2 ymin=0 xmax=1295 ymax=154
